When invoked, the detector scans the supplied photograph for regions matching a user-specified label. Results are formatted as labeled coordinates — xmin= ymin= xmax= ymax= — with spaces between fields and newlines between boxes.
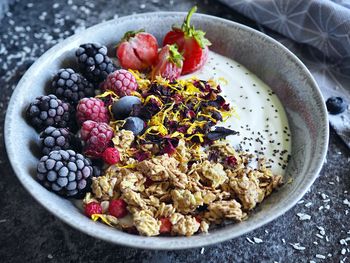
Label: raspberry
xmin=103 ymin=69 xmax=138 ymax=97
xmin=80 ymin=120 xmax=114 ymax=158
xmin=159 ymin=217 xmax=172 ymax=234
xmin=108 ymin=199 xmax=128 ymax=218
xmin=102 ymin=147 xmax=120 ymax=165
xmin=85 ymin=202 xmax=102 ymax=217
xmin=76 ymin=98 xmax=109 ymax=125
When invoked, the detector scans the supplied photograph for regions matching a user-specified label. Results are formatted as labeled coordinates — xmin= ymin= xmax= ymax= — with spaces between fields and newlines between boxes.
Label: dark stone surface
xmin=0 ymin=1 xmax=349 ymax=262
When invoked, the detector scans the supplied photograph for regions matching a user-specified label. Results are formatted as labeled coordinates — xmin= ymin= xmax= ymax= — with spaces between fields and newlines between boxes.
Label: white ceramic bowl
xmin=5 ymin=12 xmax=328 ymax=249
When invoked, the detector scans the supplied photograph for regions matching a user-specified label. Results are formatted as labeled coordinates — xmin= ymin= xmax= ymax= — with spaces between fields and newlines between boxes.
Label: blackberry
xmin=26 ymin=94 xmax=71 ymax=131
xmin=40 ymin=126 xmax=78 ymax=155
xmin=76 ymin=43 xmax=116 ymax=83
xmin=52 ymin=68 xmax=95 ymax=105
xmin=37 ymin=149 xmax=94 ymax=198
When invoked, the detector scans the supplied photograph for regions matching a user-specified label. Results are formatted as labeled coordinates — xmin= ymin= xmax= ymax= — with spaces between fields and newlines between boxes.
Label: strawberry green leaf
xmin=120 ymin=29 xmax=145 ymax=43
xmin=181 ymin=6 xmax=211 ymax=49
xmin=167 ymin=44 xmax=184 ymax=68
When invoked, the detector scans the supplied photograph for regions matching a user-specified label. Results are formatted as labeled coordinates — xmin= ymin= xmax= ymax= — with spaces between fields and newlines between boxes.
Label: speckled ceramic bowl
xmin=5 ymin=12 xmax=328 ymax=249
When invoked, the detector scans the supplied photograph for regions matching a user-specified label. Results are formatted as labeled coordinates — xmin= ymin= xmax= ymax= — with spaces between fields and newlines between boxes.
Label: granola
xmin=83 ymin=76 xmax=283 ymax=237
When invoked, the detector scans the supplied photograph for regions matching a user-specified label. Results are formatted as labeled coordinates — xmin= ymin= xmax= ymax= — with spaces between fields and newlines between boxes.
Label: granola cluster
xmin=84 ymin=139 xmax=282 ymax=236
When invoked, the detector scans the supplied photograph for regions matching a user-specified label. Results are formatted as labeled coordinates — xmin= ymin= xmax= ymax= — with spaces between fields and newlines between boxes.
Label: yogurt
xmin=184 ymin=51 xmax=291 ymax=175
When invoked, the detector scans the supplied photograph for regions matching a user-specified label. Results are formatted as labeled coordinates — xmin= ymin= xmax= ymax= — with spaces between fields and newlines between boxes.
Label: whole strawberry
xmin=163 ymin=6 xmax=211 ymax=75
xmin=152 ymin=44 xmax=183 ymax=81
xmin=80 ymin=120 xmax=114 ymax=158
xmin=116 ymin=30 xmax=158 ymax=70
xmin=76 ymin=98 xmax=110 ymax=125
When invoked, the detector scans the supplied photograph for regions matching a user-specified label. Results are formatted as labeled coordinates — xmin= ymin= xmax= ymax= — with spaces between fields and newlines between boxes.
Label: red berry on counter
xmin=103 ymin=69 xmax=138 ymax=97
xmin=117 ymin=30 xmax=158 ymax=70
xmin=152 ymin=44 xmax=183 ymax=81
xmin=163 ymin=6 xmax=211 ymax=75
xmin=76 ymin=98 xmax=109 ymax=125
xmin=109 ymin=199 xmax=128 ymax=218
xmin=85 ymin=202 xmax=102 ymax=217
xmin=102 ymin=147 xmax=121 ymax=165
xmin=159 ymin=217 xmax=172 ymax=234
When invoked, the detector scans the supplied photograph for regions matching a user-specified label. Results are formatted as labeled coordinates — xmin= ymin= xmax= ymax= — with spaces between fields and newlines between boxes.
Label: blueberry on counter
xmin=111 ymin=96 xmax=141 ymax=120
xmin=326 ymin=96 xmax=347 ymax=115
xmin=122 ymin=117 xmax=145 ymax=135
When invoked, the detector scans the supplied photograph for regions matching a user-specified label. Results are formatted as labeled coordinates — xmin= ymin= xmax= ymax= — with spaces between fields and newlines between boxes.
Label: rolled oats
xmin=198 ymin=161 xmax=228 ymax=188
xmin=133 ymin=210 xmax=161 ymax=236
xmin=206 ymin=200 xmax=246 ymax=222
xmin=171 ymin=215 xmax=200 ymax=236
xmin=86 ymin=137 xmax=282 ymax=237
xmin=91 ymin=175 xmax=119 ymax=201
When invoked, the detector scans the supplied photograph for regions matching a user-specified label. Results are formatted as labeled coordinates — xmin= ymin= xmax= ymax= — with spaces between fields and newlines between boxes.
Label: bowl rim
xmin=4 ymin=11 xmax=329 ymax=250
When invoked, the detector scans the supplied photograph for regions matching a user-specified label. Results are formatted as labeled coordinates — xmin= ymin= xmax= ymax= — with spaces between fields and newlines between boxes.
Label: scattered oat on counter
xmin=297 ymin=213 xmax=311 ymax=221
xmin=315 ymin=254 xmax=326 ymax=259
xmin=289 ymin=243 xmax=306 ymax=251
xmin=253 ymin=237 xmax=263 ymax=244
xmin=343 ymin=199 xmax=350 ymax=207
xmin=246 ymin=238 xmax=255 ymax=244
xmin=317 ymin=226 xmax=326 ymax=236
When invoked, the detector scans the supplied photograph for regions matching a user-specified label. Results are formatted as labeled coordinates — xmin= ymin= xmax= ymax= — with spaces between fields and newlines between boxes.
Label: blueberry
xmin=122 ymin=117 xmax=145 ymax=135
xmin=112 ymin=96 xmax=141 ymax=120
xmin=326 ymin=96 xmax=347 ymax=115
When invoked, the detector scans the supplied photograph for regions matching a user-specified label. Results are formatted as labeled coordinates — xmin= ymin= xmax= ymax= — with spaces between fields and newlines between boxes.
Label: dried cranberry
xmin=226 ymin=156 xmax=237 ymax=167
xmin=159 ymin=218 xmax=172 ymax=234
xmin=109 ymin=199 xmax=128 ymax=218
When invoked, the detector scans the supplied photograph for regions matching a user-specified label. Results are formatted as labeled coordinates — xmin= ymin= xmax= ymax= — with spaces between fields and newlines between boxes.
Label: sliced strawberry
xmin=163 ymin=6 xmax=211 ymax=75
xmin=152 ymin=44 xmax=183 ymax=81
xmin=117 ymin=30 xmax=158 ymax=70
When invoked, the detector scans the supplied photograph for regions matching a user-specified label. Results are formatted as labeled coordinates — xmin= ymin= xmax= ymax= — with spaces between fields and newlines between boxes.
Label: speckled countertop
xmin=0 ymin=1 xmax=349 ymax=262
